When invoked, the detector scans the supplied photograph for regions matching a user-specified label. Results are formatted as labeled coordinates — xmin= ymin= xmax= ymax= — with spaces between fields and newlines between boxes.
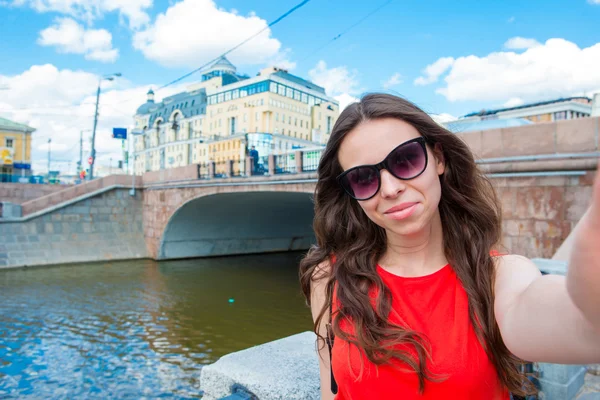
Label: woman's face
xmin=337 ymin=118 xmax=445 ymax=237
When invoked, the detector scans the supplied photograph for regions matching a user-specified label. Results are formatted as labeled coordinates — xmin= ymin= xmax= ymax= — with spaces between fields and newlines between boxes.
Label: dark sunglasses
xmin=337 ymin=137 xmax=428 ymax=201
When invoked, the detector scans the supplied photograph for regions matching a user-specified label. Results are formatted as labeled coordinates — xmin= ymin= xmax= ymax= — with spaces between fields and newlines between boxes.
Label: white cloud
xmin=588 ymin=0 xmax=600 ymax=4
xmin=38 ymin=18 xmax=119 ymax=63
xmin=335 ymin=93 xmax=360 ymax=112
xmin=422 ymin=38 xmax=600 ymax=104
xmin=2 ymin=0 xmax=152 ymax=29
xmin=267 ymin=48 xmax=296 ymax=71
xmin=414 ymin=57 xmax=455 ymax=86
xmin=503 ymin=97 xmax=525 ymax=108
xmin=0 ymin=64 xmax=186 ymax=174
xmin=308 ymin=60 xmax=361 ymax=97
xmin=133 ymin=0 xmax=288 ymax=68
xmin=382 ymin=72 xmax=403 ymax=89
xmin=430 ymin=113 xmax=457 ymax=124
xmin=504 ymin=36 xmax=541 ymax=50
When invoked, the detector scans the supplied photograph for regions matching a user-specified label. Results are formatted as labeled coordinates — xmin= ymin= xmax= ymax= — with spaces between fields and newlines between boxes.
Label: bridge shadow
xmin=159 ymin=191 xmax=316 ymax=259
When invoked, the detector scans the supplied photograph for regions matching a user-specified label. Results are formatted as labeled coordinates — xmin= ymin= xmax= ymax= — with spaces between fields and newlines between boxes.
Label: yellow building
xmin=0 ymin=117 xmax=35 ymax=181
xmin=132 ymin=57 xmax=339 ymax=175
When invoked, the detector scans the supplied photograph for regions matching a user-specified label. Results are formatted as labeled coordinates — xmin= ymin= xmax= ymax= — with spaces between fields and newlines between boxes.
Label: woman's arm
xmin=310 ymin=260 xmax=336 ymax=400
xmin=493 ymin=162 xmax=600 ymax=363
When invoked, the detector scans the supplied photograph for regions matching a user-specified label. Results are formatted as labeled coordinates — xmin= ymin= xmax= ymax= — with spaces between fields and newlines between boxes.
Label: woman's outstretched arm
xmin=493 ymin=162 xmax=600 ymax=363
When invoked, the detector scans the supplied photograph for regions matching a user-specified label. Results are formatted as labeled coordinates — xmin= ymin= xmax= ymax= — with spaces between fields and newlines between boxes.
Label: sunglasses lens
xmin=341 ymin=166 xmax=379 ymax=200
xmin=388 ymin=141 xmax=426 ymax=179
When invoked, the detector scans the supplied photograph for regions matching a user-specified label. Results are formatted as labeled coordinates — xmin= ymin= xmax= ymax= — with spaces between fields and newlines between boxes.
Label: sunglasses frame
xmin=336 ymin=137 xmax=429 ymax=201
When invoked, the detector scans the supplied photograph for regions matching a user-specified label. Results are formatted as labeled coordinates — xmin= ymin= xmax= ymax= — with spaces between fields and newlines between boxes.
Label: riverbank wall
xmin=0 ymin=187 xmax=148 ymax=268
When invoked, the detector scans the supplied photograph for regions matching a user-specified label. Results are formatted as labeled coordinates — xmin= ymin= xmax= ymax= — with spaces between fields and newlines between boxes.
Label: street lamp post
xmin=89 ymin=72 xmax=121 ymax=180
xmin=47 ymin=138 xmax=51 ymax=179
xmin=129 ymin=128 xmax=145 ymax=196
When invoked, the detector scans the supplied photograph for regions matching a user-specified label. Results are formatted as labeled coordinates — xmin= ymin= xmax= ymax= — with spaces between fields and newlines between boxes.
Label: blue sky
xmin=1 ymin=0 xmax=600 ymax=173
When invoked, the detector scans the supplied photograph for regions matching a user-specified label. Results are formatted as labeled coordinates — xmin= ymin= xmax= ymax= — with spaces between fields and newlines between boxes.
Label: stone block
xmin=515 ymin=187 xmax=565 ymax=221
xmin=200 ymin=331 xmax=320 ymax=400
xmin=565 ymin=187 xmax=593 ymax=222
xmin=555 ymin=117 xmax=599 ymax=153
xmin=578 ymin=394 xmax=600 ymax=400
xmin=52 ymin=214 xmax=62 ymax=221
xmin=501 ymin=123 xmax=555 ymax=156
xmin=503 ymin=219 xmax=534 ymax=237
xmin=27 ymin=235 xmax=40 ymax=243
xmin=533 ymin=363 xmax=586 ymax=400
xmin=68 ymin=205 xmax=90 ymax=214
xmin=61 ymin=223 xmax=72 ymax=234
xmin=481 ymin=129 xmax=505 ymax=159
xmin=52 ymin=222 xmax=63 ymax=234
xmin=15 ymin=235 xmax=28 ymax=243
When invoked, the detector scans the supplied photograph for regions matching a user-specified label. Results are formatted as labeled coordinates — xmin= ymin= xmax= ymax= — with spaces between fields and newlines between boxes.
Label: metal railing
xmin=274 ymin=154 xmax=296 ymax=174
xmin=302 ymin=149 xmax=323 ymax=172
xmin=198 ymin=163 xmax=211 ymax=180
xmin=231 ymin=160 xmax=246 ymax=177
xmin=0 ymin=174 xmax=61 ymax=184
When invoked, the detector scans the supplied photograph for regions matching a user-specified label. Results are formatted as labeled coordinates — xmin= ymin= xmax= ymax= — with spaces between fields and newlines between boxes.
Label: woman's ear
xmin=433 ymin=143 xmax=445 ymax=175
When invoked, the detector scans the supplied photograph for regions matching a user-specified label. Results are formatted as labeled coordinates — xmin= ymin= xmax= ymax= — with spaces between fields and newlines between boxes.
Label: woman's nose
xmin=379 ymin=169 xmax=406 ymax=199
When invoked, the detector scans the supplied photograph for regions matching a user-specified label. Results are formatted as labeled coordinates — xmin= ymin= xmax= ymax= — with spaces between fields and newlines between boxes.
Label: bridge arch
xmin=158 ymin=191 xmax=316 ymax=259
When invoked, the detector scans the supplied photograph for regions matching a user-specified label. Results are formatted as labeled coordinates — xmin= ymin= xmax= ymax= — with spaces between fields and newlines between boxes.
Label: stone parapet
xmin=20 ymin=175 xmax=142 ymax=216
xmin=0 ymin=182 xmax=73 ymax=204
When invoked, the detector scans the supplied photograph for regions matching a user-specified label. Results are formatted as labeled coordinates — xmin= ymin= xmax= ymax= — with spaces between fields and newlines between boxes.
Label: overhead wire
xmin=113 ymin=0 xmax=312 ymax=106
xmin=298 ymin=0 xmax=394 ymax=63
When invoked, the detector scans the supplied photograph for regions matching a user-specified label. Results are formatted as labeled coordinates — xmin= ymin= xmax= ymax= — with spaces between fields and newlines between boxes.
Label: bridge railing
xmin=173 ymin=148 xmax=324 ymax=181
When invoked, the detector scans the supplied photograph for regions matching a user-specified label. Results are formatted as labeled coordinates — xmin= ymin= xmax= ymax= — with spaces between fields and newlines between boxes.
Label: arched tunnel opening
xmin=159 ymin=191 xmax=316 ymax=259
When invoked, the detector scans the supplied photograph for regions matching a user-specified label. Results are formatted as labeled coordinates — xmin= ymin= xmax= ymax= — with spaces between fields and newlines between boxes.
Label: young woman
xmin=299 ymin=93 xmax=600 ymax=399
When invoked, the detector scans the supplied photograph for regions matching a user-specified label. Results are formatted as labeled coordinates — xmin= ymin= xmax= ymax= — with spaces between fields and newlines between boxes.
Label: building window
xmin=275 ymin=113 xmax=279 ymax=122
xmin=270 ymin=82 xmax=277 ymax=93
xmin=278 ymin=84 xmax=286 ymax=96
xmin=192 ymin=100 xmax=195 ymax=106
xmin=230 ymin=117 xmax=236 ymax=135
xmin=554 ymin=111 xmax=567 ymax=121
xmin=294 ymin=90 xmax=301 ymax=101
xmin=288 ymin=116 xmax=292 ymax=124
xmin=225 ymin=91 xmax=232 ymax=101
xmin=232 ymin=89 xmax=239 ymax=99
xmin=5 ymin=138 xmax=14 ymax=148
xmin=302 ymin=93 xmax=308 ymax=103
xmin=255 ymin=112 xmax=259 ymax=121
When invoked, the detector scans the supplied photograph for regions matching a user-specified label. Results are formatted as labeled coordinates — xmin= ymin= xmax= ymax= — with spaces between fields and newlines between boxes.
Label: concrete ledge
xmin=532 ymin=258 xmax=568 ymax=275
xmin=534 ymin=363 xmax=588 ymax=400
xmin=200 ymin=331 xmax=320 ymax=400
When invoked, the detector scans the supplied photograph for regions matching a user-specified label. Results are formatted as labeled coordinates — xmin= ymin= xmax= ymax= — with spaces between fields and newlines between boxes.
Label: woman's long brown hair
xmin=299 ymin=93 xmax=537 ymax=396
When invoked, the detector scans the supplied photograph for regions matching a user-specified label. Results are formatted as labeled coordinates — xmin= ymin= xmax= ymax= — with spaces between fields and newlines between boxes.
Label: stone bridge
xmin=0 ymin=117 xmax=598 ymax=268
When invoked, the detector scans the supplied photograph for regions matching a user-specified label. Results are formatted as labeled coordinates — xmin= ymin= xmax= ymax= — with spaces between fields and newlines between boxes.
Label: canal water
xmin=0 ymin=252 xmax=313 ymax=399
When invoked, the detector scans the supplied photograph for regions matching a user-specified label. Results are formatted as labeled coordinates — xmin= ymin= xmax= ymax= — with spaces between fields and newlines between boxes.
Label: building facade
xmin=0 ymin=117 xmax=35 ymax=182
xmin=458 ymin=97 xmax=593 ymax=125
xmin=133 ymin=57 xmax=339 ymax=175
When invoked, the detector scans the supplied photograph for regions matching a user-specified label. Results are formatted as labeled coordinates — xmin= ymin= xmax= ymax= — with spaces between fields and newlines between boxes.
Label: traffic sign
xmin=88 ymin=156 xmax=93 ymax=165
xmin=112 ymin=128 xmax=127 ymax=140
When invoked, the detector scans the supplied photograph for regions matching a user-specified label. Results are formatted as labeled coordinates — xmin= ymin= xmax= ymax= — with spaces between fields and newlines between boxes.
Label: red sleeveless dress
xmin=331 ymin=262 xmax=510 ymax=400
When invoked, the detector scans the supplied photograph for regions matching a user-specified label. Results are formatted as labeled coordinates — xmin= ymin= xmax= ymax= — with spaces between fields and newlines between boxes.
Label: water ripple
xmin=0 ymin=253 xmax=311 ymax=399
